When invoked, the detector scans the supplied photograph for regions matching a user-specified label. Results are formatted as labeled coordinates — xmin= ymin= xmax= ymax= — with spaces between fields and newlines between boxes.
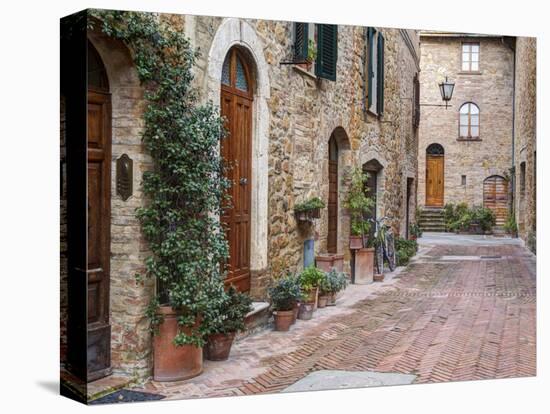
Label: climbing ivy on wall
xmin=91 ymin=10 xmax=230 ymax=347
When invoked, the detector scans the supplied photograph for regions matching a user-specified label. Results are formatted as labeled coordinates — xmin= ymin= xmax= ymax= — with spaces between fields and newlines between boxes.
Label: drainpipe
xmin=503 ymin=36 xmax=516 ymax=216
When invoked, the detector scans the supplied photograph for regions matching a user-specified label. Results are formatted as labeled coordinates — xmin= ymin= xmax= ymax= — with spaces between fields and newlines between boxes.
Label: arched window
xmin=426 ymin=143 xmax=444 ymax=155
xmin=459 ymin=102 xmax=480 ymax=139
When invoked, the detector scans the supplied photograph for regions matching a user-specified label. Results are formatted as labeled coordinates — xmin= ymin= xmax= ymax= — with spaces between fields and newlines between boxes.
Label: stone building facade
xmin=417 ymin=33 xmax=514 ymax=225
xmin=61 ymin=11 xmax=420 ymax=381
xmin=512 ymin=37 xmax=537 ymax=251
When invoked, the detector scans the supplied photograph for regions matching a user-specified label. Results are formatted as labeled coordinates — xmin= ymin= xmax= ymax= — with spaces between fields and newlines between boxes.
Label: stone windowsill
xmin=458 ymin=70 xmax=482 ymax=75
xmin=292 ymin=64 xmax=317 ymax=80
xmin=457 ymin=137 xmax=482 ymax=142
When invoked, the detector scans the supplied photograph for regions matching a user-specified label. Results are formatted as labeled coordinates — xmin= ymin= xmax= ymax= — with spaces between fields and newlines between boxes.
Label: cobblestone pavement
xmin=130 ymin=235 xmax=536 ymax=400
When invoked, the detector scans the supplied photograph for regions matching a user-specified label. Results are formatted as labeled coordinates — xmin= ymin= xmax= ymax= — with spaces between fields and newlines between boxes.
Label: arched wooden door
xmin=327 ymin=134 xmax=339 ymax=254
xmin=426 ymin=144 xmax=445 ymax=207
xmin=220 ymin=48 xmax=253 ymax=292
xmin=483 ymin=175 xmax=508 ymax=227
xmin=87 ymin=41 xmax=112 ymax=380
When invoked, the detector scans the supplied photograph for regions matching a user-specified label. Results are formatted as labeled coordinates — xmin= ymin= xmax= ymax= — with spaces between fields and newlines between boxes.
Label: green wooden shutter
xmin=377 ymin=32 xmax=385 ymax=114
xmin=294 ymin=23 xmax=309 ymax=62
xmin=315 ymin=24 xmax=338 ymax=81
xmin=367 ymin=27 xmax=375 ymax=108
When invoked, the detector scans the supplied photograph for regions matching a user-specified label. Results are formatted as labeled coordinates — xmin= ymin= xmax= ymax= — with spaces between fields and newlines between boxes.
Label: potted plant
xmin=317 ymin=271 xmax=331 ymax=308
xmin=409 ymin=223 xmax=422 ymax=241
xmin=298 ymin=39 xmax=317 ymax=71
xmin=268 ymin=275 xmax=302 ymax=331
xmin=325 ymin=268 xmax=348 ymax=306
xmin=298 ymin=266 xmax=325 ymax=312
xmin=115 ymin=9 xmax=233 ymax=382
xmin=344 ymin=167 xmax=375 ymax=249
xmin=294 ymin=196 xmax=326 ymax=222
xmin=504 ymin=212 xmax=518 ymax=238
xmin=204 ymin=286 xmax=253 ymax=361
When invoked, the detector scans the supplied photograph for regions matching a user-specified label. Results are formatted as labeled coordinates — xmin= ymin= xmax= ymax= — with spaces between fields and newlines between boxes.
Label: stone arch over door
xmin=360 ymin=150 xmax=388 ymax=222
xmin=327 ymin=127 xmax=351 ymax=254
xmin=87 ymin=27 xmax=152 ymax=379
xmin=483 ymin=175 xmax=508 ymax=227
xmin=206 ymin=18 xmax=270 ymax=281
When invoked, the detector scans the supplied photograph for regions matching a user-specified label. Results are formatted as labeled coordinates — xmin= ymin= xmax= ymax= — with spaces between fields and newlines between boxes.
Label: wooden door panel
xmin=87 ymin=90 xmax=111 ymax=380
xmin=328 ymin=160 xmax=338 ymax=253
xmin=426 ymin=156 xmax=444 ymax=207
xmin=484 ymin=176 xmax=508 ymax=226
xmin=220 ymin=89 xmax=252 ymax=292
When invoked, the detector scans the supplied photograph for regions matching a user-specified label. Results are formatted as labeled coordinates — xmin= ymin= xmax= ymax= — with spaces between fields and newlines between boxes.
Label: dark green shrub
xmin=207 ymin=286 xmax=253 ymax=335
xmin=325 ymin=268 xmax=348 ymax=293
xmin=294 ymin=197 xmax=326 ymax=212
xmin=268 ymin=275 xmax=302 ymax=311
xmin=504 ymin=212 xmax=518 ymax=236
xmin=395 ymin=238 xmax=418 ymax=266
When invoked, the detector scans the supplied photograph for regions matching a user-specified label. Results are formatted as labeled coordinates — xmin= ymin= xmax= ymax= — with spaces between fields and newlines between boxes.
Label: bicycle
xmin=369 ymin=216 xmax=396 ymax=274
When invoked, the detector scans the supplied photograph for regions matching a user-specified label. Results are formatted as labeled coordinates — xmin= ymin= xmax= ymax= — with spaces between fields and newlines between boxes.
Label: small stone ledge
xmin=292 ymin=64 xmax=317 ymax=80
xmin=237 ymin=301 xmax=271 ymax=341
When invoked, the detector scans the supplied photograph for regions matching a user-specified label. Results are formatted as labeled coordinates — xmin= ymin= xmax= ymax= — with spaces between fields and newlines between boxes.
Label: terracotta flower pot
xmin=350 ymin=235 xmax=364 ymax=250
xmin=298 ymin=302 xmax=314 ymax=320
xmin=204 ymin=332 xmax=236 ymax=361
xmin=274 ymin=310 xmax=294 ymax=331
xmin=327 ymin=292 xmax=337 ymax=306
xmin=318 ymin=294 xmax=329 ymax=308
xmin=153 ymin=306 xmax=203 ymax=382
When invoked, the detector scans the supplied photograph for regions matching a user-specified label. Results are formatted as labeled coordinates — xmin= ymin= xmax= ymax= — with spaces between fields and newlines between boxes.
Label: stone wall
xmin=513 ymin=37 xmax=537 ymax=251
xmin=186 ymin=18 xmax=420 ymax=292
xmin=61 ymin=13 xmax=420 ymax=380
xmin=418 ymin=34 xmax=514 ymax=209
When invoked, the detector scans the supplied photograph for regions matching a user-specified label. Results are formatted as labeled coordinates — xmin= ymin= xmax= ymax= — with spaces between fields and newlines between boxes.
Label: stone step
xmin=236 ymin=301 xmax=270 ymax=341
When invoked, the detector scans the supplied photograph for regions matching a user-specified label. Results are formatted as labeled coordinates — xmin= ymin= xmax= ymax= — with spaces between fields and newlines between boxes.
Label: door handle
xmin=240 ymin=177 xmax=248 ymax=186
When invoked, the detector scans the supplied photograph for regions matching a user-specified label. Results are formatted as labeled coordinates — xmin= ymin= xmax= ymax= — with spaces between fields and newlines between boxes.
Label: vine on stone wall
xmin=92 ymin=10 xmax=230 ymax=347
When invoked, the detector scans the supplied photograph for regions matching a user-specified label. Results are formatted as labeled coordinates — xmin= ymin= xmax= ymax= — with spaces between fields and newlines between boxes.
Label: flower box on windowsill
xmin=295 ymin=207 xmax=321 ymax=223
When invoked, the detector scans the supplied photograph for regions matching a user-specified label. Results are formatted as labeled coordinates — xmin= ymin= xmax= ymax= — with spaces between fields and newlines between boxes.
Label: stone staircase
xmin=419 ymin=207 xmax=446 ymax=232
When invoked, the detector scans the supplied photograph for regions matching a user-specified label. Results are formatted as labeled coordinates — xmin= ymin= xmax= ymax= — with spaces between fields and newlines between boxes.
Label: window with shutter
xmin=367 ymin=27 xmax=375 ymax=110
xmin=315 ymin=24 xmax=338 ymax=81
xmin=377 ymin=33 xmax=385 ymax=114
xmin=413 ymin=73 xmax=420 ymax=128
xmin=294 ymin=22 xmax=309 ymax=62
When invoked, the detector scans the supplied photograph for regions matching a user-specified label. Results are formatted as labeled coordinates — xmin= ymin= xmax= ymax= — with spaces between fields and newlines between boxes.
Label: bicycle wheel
xmin=376 ymin=245 xmax=384 ymax=274
xmin=385 ymin=233 xmax=396 ymax=271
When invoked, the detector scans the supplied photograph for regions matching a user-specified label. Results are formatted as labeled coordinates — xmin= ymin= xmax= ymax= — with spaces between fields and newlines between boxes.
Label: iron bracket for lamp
xmin=420 ymin=103 xmax=453 ymax=109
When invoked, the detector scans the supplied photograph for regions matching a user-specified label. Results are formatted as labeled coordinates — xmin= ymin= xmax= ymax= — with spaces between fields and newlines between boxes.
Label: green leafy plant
xmin=298 ymin=266 xmax=325 ymax=293
xmin=325 ymin=268 xmax=348 ymax=294
xmin=93 ymin=10 xmax=231 ymax=347
xmin=409 ymin=223 xmax=422 ymax=239
xmin=268 ymin=275 xmax=302 ymax=311
xmin=294 ymin=197 xmax=326 ymax=212
xmin=343 ymin=167 xmax=375 ymax=240
xmin=307 ymin=39 xmax=317 ymax=62
xmin=504 ymin=212 xmax=518 ymax=236
xmin=444 ymin=203 xmax=496 ymax=233
xmin=206 ymin=286 xmax=253 ymax=335
xmin=395 ymin=238 xmax=418 ymax=266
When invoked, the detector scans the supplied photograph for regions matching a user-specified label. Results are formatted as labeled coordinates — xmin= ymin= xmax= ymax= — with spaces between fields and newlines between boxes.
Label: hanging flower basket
xmin=294 ymin=197 xmax=325 ymax=223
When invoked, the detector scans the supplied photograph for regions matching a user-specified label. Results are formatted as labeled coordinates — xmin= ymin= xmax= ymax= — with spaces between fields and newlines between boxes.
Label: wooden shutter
xmin=294 ymin=22 xmax=309 ymax=62
xmin=315 ymin=24 xmax=338 ymax=81
xmin=413 ymin=73 xmax=420 ymax=128
xmin=377 ymin=32 xmax=385 ymax=114
xmin=367 ymin=27 xmax=375 ymax=108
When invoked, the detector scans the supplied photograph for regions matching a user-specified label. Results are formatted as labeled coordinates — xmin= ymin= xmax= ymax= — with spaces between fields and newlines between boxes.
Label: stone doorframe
xmin=205 ymin=18 xmax=270 ymax=273
xmin=360 ymin=151 xmax=388 ymax=221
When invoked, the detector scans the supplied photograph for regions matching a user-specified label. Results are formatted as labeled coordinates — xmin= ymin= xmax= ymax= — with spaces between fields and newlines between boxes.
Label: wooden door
xmin=220 ymin=49 xmax=253 ymax=292
xmin=87 ymin=89 xmax=112 ymax=380
xmin=328 ymin=136 xmax=338 ymax=254
xmin=483 ymin=176 xmax=508 ymax=227
xmin=426 ymin=155 xmax=444 ymax=207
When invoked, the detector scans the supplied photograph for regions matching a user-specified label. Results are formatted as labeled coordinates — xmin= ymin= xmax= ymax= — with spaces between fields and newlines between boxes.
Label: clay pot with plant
xmin=325 ymin=268 xmax=348 ymax=306
xmin=204 ymin=286 xmax=253 ymax=361
xmin=344 ymin=167 xmax=375 ymax=249
xmin=299 ymin=266 xmax=325 ymax=311
xmin=317 ymin=272 xmax=331 ymax=308
xmin=268 ymin=275 xmax=302 ymax=331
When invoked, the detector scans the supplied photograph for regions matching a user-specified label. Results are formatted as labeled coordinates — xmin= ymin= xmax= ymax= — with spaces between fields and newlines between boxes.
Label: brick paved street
xmin=122 ymin=233 xmax=536 ymax=401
